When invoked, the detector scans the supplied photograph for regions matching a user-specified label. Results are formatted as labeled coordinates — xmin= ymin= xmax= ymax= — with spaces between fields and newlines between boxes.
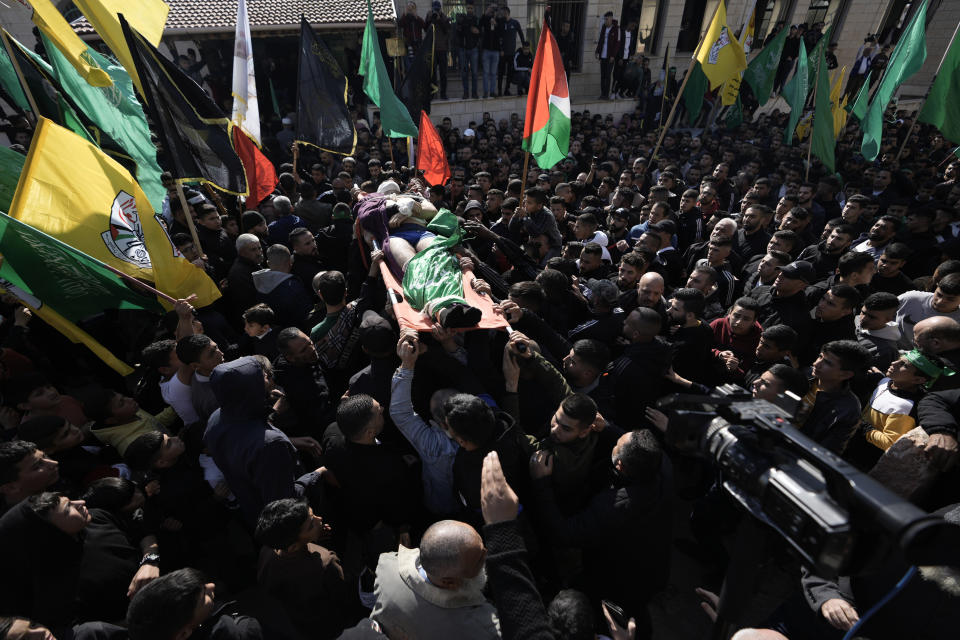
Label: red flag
xmin=232 ymin=127 xmax=277 ymax=207
xmin=415 ymin=110 xmax=450 ymax=187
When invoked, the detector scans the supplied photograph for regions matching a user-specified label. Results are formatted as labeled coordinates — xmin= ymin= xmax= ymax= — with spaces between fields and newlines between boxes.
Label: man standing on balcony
xmin=595 ymin=11 xmax=620 ymax=100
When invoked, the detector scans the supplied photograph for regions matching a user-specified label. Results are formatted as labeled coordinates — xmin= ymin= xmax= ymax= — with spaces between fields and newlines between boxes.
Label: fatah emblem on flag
xmin=708 ymin=27 xmax=732 ymax=65
xmin=102 ymin=190 xmax=151 ymax=268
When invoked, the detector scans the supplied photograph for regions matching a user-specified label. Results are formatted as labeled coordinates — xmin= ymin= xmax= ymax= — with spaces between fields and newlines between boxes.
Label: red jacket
xmin=595 ymin=22 xmax=620 ymax=60
xmin=710 ymin=316 xmax=763 ymax=378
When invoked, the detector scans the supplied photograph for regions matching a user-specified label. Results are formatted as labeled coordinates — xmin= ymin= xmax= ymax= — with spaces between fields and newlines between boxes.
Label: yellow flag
xmin=720 ymin=7 xmax=753 ymax=105
xmin=696 ymin=0 xmax=748 ymax=90
xmin=795 ymin=112 xmax=813 ymax=141
xmin=0 ymin=277 xmax=133 ymax=376
xmin=72 ymin=0 xmax=169 ymax=96
xmin=9 ymin=118 xmax=221 ymax=308
xmin=830 ymin=66 xmax=849 ymax=136
xmin=29 ymin=0 xmax=112 ymax=87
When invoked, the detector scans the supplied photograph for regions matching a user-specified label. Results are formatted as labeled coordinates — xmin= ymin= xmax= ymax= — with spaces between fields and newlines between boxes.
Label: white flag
xmin=231 ymin=0 xmax=260 ymax=144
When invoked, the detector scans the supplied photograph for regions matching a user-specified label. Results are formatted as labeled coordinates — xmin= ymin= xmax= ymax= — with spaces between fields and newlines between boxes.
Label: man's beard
xmin=919 ymin=565 xmax=960 ymax=596
xmin=459 ymin=568 xmax=488 ymax=594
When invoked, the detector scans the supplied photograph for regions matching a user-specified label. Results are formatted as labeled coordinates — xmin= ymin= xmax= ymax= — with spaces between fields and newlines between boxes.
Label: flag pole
xmin=97 ymin=261 xmax=178 ymax=305
xmin=522 ymin=151 xmax=531 ymax=186
xmin=648 ymin=1 xmax=723 ymax=171
xmin=894 ymin=19 xmax=960 ymax=163
xmin=174 ymin=181 xmax=203 ymax=252
xmin=805 ymin=61 xmax=821 ymax=181
xmin=0 ymin=30 xmax=40 ymax=124
xmin=658 ymin=44 xmax=670 ymax=130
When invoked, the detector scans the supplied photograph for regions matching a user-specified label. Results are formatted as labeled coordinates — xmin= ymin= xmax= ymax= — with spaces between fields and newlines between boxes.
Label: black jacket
xmin=531 ymin=457 xmax=673 ymax=611
xmin=599 ymin=337 xmax=674 ymax=429
xmin=799 ymin=312 xmax=856 ymax=366
xmin=192 ymin=601 xmax=264 ymax=640
xmin=917 ymin=389 xmax=960 ymax=437
xmin=197 ymin=225 xmax=237 ymax=280
xmin=453 ymin=411 xmax=534 ymax=514
xmin=798 ymin=243 xmax=844 ymax=282
xmin=320 ymin=423 xmax=416 ymax=533
xmin=272 ymin=354 xmax=333 ymax=438
xmin=567 ymin=309 xmax=625 ymax=347
xmin=669 ymin=321 xmax=716 ymax=384
xmin=750 ymin=286 xmax=813 ymax=339
xmin=483 ymin=520 xmax=555 ymax=640
xmin=226 ymin=256 xmax=261 ymax=320
xmin=735 ymin=228 xmax=771 ymax=261
xmin=802 ymin=385 xmax=861 ymax=454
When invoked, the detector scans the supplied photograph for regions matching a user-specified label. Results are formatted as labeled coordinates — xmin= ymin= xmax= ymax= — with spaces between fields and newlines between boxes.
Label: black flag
xmin=296 ymin=17 xmax=356 ymax=155
xmin=119 ymin=14 xmax=247 ymax=195
xmin=399 ymin=27 xmax=436 ymax=119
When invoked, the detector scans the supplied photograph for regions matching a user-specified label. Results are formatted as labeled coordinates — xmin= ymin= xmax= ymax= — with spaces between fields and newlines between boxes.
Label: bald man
xmin=913 ymin=316 xmax=960 ymax=469
xmin=371 ymin=520 xmax=500 ymax=639
xmin=914 ymin=316 xmax=960 ymax=385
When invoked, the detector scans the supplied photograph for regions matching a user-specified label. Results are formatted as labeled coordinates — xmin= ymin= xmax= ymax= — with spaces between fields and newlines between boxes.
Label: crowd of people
xmin=4 ymin=10 xmax=960 ymax=640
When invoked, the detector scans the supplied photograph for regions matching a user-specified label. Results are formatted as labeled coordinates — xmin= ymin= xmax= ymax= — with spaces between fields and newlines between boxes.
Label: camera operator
xmin=764 ymin=504 xmax=960 ymax=640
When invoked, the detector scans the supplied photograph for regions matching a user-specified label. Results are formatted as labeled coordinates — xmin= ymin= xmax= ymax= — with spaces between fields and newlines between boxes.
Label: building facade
xmin=1 ymin=0 xmax=956 ymax=129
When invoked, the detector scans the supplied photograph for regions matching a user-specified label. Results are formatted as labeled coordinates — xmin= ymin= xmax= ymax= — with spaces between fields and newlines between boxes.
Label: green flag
xmin=41 ymin=33 xmax=165 ymax=212
xmin=847 ymin=70 xmax=872 ymax=120
xmin=0 ymin=38 xmax=30 ymax=112
xmin=725 ymin=96 xmax=743 ymax=130
xmin=918 ymin=28 xmax=960 ymax=144
xmin=0 ymin=212 xmax=162 ymax=320
xmin=861 ymin=1 xmax=927 ymax=161
xmin=811 ymin=43 xmax=836 ymax=173
xmin=743 ymin=24 xmax=789 ymax=105
xmin=683 ymin=62 xmax=709 ymax=126
xmin=269 ymin=77 xmax=280 ymax=116
xmin=781 ymin=42 xmax=809 ymax=144
xmin=359 ymin=0 xmax=417 ymax=138
xmin=0 ymin=147 xmax=25 ymax=212
xmin=806 ymin=26 xmax=833 ymax=92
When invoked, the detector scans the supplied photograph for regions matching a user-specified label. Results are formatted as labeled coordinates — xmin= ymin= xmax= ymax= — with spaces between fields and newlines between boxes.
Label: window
xmin=754 ymin=0 xmax=796 ymax=47
xmin=877 ymin=0 xmax=922 ymax=44
xmin=56 ymin=0 xmax=83 ymax=23
xmin=805 ymin=0 xmax=831 ymax=24
xmin=526 ymin=0 xmax=586 ymax=70
xmin=676 ymin=0 xmax=709 ymax=52
xmin=622 ymin=0 xmax=666 ymax=55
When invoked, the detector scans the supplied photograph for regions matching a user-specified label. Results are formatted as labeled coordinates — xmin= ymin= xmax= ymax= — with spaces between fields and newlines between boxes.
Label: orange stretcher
xmin=379 ymin=260 xmax=510 ymax=333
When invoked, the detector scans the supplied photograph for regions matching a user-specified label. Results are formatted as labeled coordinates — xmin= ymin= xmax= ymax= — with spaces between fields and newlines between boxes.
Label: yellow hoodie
xmin=91 ymin=407 xmax=178 ymax=456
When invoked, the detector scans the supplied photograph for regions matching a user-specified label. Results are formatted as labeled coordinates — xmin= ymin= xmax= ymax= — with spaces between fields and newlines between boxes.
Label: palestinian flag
xmin=522 ymin=22 xmax=570 ymax=169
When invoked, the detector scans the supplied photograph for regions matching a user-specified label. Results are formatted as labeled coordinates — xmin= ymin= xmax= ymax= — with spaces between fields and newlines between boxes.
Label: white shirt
xmin=852 ymin=239 xmax=884 ymax=261
xmin=600 ymin=25 xmax=613 ymax=58
xmin=621 ymin=30 xmax=632 ymax=60
xmin=161 ymin=373 xmax=200 ymax=425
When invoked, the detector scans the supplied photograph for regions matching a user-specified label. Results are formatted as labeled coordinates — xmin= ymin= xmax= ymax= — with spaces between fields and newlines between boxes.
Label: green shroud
xmin=401 ymin=209 xmax=467 ymax=315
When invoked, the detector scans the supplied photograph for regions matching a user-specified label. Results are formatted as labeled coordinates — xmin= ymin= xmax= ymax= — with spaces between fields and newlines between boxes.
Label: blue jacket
xmin=203 ymin=357 xmax=319 ymax=525
xmin=389 ymin=367 xmax=459 ymax=515
xmin=267 ymin=214 xmax=304 ymax=246
xmin=252 ymin=269 xmax=314 ymax=330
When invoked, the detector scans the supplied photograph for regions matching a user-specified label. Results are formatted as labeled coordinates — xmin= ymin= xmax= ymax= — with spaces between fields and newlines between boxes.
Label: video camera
xmin=658 ymin=384 xmax=960 ymax=578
